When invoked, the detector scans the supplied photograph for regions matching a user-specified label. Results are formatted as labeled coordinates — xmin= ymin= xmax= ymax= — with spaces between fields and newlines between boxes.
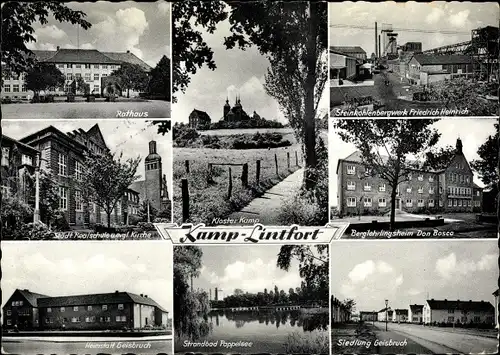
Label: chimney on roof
xmin=57 ymin=46 xmax=60 ymax=51
xmin=24 ymin=289 xmax=29 ymax=291
xmin=127 ymin=50 xmax=130 ymax=53
xmin=444 ymin=299 xmax=447 ymax=301
xmin=140 ymin=294 xmax=143 ymax=297
xmin=144 ymin=295 xmax=148 ymax=298
xmin=115 ymin=290 xmax=119 ymax=293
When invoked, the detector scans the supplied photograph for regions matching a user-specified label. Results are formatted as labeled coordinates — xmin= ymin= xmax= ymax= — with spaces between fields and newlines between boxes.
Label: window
xmin=67 ymin=73 xmax=73 ymax=80
xmin=4 ymin=84 xmax=11 ymax=92
xmin=466 ymin=176 xmax=470 ymax=183
xmin=102 ymin=304 xmax=107 ymax=311
xmin=379 ymin=184 xmax=386 ymax=192
xmin=363 ymin=182 xmax=371 ymax=191
xmin=75 ymin=190 xmax=83 ymax=212
xmin=94 ymin=85 xmax=100 ymax=93
xmin=418 ymin=187 xmax=423 ymax=194
xmin=58 ymin=64 xmax=65 ymax=69
xmin=347 ymin=165 xmax=355 ymax=175
xmin=408 ymin=173 xmax=412 ymax=180
xmin=102 ymin=65 xmax=108 ymax=69
xmin=102 ymin=73 xmax=107 ymax=77
xmin=118 ymin=304 xmax=124 ymax=310
xmin=94 ymin=73 xmax=100 ymax=81
xmin=347 ymin=197 xmax=356 ymax=207
xmin=116 ymin=315 xmax=126 ymax=322
xmin=84 ymin=64 xmax=91 ymax=69
xmin=75 ymin=73 xmax=81 ymax=79
xmin=58 ymin=153 xmax=68 ymax=176
xmin=106 ymin=317 xmax=111 ymax=322
xmin=363 ymin=198 xmax=372 ymax=207
xmin=73 ymin=306 xmax=79 ymax=311
xmin=59 ymin=186 xmax=68 ymax=210
xmin=75 ymin=64 xmax=81 ymax=69
xmin=67 ymin=64 xmax=72 ymax=68
xmin=7 ymin=310 xmax=11 ymax=316
xmin=94 ymin=64 xmax=99 ymax=69
xmin=458 ymin=200 xmax=462 ymax=206
xmin=429 ymin=199 xmax=435 ymax=207
xmin=406 ymin=187 xmax=412 ymax=193
xmin=418 ymin=174 xmax=423 ymax=181
xmin=60 ymin=307 xmax=65 ymax=312
xmin=13 ymin=84 xmax=19 ymax=92
xmin=406 ymin=199 xmax=413 ymax=207
xmin=448 ymin=199 xmax=452 ymax=207
xmin=439 ymin=200 xmax=443 ymax=207
xmin=85 ymin=316 xmax=95 ymax=323
xmin=75 ymin=160 xmax=83 ymax=180
xmin=87 ymin=305 xmax=92 ymax=311
xmin=474 ymin=316 xmax=480 ymax=323
xmin=476 ymin=191 xmax=480 ymax=197
xmin=47 ymin=308 xmax=52 ymax=313
xmin=2 ymin=147 xmax=10 ymax=166
xmin=417 ymin=199 xmax=424 ymax=207
xmin=364 ymin=167 xmax=372 ymax=176
xmin=7 ymin=320 xmax=11 ymax=325
xmin=22 ymin=84 xmax=27 ymax=92
xmin=71 ymin=317 xmax=80 ymax=323
xmin=85 ymin=73 xmax=91 ymax=81
xmin=429 ymin=176 xmax=434 ymax=182
xmin=429 ymin=187 xmax=434 ymax=194
xmin=347 ymin=181 xmax=356 ymax=191
xmin=378 ymin=198 xmax=386 ymax=207
xmin=453 ymin=199 xmax=457 ymax=206
xmin=22 ymin=154 xmax=33 ymax=166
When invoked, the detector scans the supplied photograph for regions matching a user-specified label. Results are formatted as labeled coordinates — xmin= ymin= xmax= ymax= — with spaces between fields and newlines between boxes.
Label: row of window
xmin=448 ymin=186 xmax=479 ymax=196
xmin=346 ymin=197 xmax=439 ymax=208
xmin=449 ymin=172 xmax=470 ymax=184
xmin=57 ymin=153 xmax=84 ymax=178
xmin=47 ymin=304 xmax=123 ymax=313
xmin=448 ymin=199 xmax=480 ymax=207
xmin=11 ymin=301 xmax=24 ymax=306
xmin=346 ymin=181 xmax=436 ymax=195
xmin=3 ymin=84 xmax=28 ymax=93
xmin=446 ymin=316 xmax=483 ymax=323
xmin=57 ymin=63 xmax=119 ymax=70
xmin=44 ymin=315 xmax=127 ymax=324
xmin=345 ymin=165 xmax=437 ymax=182
xmin=58 ymin=186 xmax=129 ymax=215
xmin=65 ymin=73 xmax=108 ymax=81
xmin=6 ymin=309 xmax=30 ymax=316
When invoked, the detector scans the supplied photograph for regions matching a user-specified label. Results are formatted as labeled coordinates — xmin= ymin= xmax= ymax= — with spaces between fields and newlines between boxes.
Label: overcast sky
xmin=329 ymin=118 xmax=497 ymax=205
xmin=329 ymin=2 xmax=499 ymax=55
xmin=190 ymin=245 xmax=324 ymax=299
xmin=330 ymin=240 xmax=497 ymax=313
xmin=2 ymin=119 xmax=172 ymax=197
xmin=1 ymin=241 xmax=173 ymax=315
xmin=173 ymin=3 xmax=328 ymax=125
xmin=25 ymin=1 xmax=170 ymax=68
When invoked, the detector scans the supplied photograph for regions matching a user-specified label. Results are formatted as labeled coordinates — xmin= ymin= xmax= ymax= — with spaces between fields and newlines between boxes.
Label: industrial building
xmin=407 ymin=54 xmax=474 ymax=85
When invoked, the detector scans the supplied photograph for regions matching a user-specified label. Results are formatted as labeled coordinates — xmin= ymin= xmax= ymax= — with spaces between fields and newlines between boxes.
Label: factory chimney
xmin=375 ymin=22 xmax=378 ymax=59
xmin=378 ymin=35 xmax=381 ymax=58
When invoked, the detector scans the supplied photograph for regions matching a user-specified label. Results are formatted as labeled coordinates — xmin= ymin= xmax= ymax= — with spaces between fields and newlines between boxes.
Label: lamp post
xmin=33 ymin=153 xmax=43 ymax=223
xmin=385 ymin=299 xmax=389 ymax=331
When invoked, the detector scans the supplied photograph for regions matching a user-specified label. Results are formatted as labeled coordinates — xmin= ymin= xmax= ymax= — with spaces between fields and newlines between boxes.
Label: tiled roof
xmin=31 ymin=50 xmax=57 ymax=61
xmin=395 ymin=309 xmax=409 ymax=315
xmin=37 ymin=291 xmax=167 ymax=313
xmin=17 ymin=289 xmax=51 ymax=307
xmin=102 ymin=52 xmax=152 ymax=71
xmin=409 ymin=304 xmax=424 ymax=312
xmin=191 ymin=109 xmax=211 ymax=121
xmin=40 ymin=49 xmax=122 ymax=64
xmin=427 ymin=299 xmax=494 ymax=312
xmin=412 ymin=54 xmax=472 ymax=66
xmin=331 ymin=46 xmax=367 ymax=55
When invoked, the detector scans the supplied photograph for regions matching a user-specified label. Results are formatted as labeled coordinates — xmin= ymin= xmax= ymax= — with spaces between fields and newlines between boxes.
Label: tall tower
xmin=456 ymin=138 xmax=463 ymax=154
xmin=223 ymin=97 xmax=230 ymax=120
xmin=145 ymin=140 xmax=162 ymax=210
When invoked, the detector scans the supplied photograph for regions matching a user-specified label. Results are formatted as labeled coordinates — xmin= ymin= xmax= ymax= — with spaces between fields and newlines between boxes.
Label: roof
xmin=1 ymin=135 xmax=40 ymax=154
xmin=411 ymin=54 xmax=472 ymax=66
xmin=17 ymin=289 xmax=51 ymax=307
xmin=40 ymin=49 xmax=122 ymax=65
xmin=426 ymin=299 xmax=494 ymax=312
xmin=331 ymin=46 xmax=367 ymax=55
xmin=102 ymin=51 xmax=152 ymax=71
xmin=19 ymin=125 xmax=87 ymax=152
xmin=395 ymin=309 xmax=409 ymax=315
xmin=409 ymin=304 xmax=424 ymax=312
xmin=37 ymin=291 xmax=167 ymax=313
xmin=190 ymin=109 xmax=211 ymax=122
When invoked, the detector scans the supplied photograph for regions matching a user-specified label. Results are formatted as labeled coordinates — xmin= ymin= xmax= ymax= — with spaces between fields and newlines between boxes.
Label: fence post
xmin=185 ymin=160 xmax=190 ymax=174
xmin=256 ymin=160 xmax=261 ymax=185
xmin=207 ymin=163 xmax=213 ymax=184
xmin=295 ymin=151 xmax=299 ymax=166
xmin=275 ymin=153 xmax=279 ymax=176
xmin=227 ymin=167 xmax=232 ymax=199
xmin=287 ymin=152 xmax=290 ymax=169
xmin=241 ymin=163 xmax=249 ymax=188
xmin=181 ymin=179 xmax=189 ymax=222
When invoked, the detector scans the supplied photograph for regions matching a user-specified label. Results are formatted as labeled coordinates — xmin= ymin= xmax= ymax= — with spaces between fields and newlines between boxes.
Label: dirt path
xmin=228 ymin=168 xmax=304 ymax=225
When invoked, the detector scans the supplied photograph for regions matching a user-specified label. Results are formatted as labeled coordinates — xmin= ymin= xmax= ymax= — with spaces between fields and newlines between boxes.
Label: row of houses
xmin=3 ymin=289 xmax=169 ymax=330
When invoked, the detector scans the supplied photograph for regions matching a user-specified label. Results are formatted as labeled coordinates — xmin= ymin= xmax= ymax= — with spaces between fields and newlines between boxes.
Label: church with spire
xmin=223 ymin=94 xmax=251 ymax=122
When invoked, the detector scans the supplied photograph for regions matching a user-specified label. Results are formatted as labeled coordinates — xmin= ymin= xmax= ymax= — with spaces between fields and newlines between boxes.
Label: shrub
xmin=136 ymin=222 xmax=156 ymax=231
xmin=19 ymin=222 xmax=56 ymax=240
xmin=52 ymin=210 xmax=70 ymax=231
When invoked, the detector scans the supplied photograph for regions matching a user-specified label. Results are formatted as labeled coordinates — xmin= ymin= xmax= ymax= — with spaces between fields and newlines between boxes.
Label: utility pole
xmin=385 ymin=299 xmax=389 ymax=331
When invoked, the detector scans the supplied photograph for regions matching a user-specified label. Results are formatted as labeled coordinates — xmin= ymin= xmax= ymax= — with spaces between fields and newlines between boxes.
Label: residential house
xmin=1 ymin=289 xmax=49 ymax=329
xmin=359 ymin=311 xmax=378 ymax=322
xmin=409 ymin=304 xmax=424 ymax=323
xmin=423 ymin=299 xmax=495 ymax=325
xmin=394 ymin=309 xmax=409 ymax=323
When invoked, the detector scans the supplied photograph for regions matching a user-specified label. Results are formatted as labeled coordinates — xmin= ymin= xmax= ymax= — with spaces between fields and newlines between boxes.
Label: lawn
xmin=173 ymin=144 xmax=303 ymax=224
xmin=332 ymin=322 xmax=377 ymax=354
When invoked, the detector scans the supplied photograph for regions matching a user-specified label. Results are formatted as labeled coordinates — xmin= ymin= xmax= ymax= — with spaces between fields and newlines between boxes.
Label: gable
xmin=86 ymin=124 xmax=108 ymax=150
xmin=445 ymin=153 xmax=472 ymax=174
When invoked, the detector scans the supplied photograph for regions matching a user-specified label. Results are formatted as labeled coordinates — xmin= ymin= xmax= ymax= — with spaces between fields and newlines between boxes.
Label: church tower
xmin=234 ymin=94 xmax=242 ymax=121
xmin=455 ymin=137 xmax=463 ymax=154
xmin=223 ymin=97 xmax=231 ymax=120
xmin=145 ymin=140 xmax=162 ymax=211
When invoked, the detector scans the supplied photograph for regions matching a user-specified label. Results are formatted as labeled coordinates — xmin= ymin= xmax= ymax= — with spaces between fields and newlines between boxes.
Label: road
xmin=373 ymin=322 xmax=498 ymax=354
xmin=1 ymin=101 xmax=171 ymax=119
xmin=2 ymin=338 xmax=172 ymax=355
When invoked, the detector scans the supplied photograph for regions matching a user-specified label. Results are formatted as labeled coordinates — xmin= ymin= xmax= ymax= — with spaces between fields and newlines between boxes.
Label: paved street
xmin=1 ymin=101 xmax=171 ymax=119
xmin=373 ymin=322 xmax=498 ymax=354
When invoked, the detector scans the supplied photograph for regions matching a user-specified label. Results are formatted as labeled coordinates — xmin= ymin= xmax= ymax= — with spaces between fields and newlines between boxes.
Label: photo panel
xmin=171 ymin=242 xmax=330 ymax=354
xmin=329 ymin=117 xmax=498 ymax=239
xmin=1 ymin=119 xmax=172 ymax=240
xmin=328 ymin=2 xmax=499 ymax=118
xmin=171 ymin=1 xmax=329 ymax=227
xmin=1 ymin=240 xmax=174 ymax=355
xmin=1 ymin=1 xmax=171 ymax=119
xmin=330 ymin=239 xmax=498 ymax=354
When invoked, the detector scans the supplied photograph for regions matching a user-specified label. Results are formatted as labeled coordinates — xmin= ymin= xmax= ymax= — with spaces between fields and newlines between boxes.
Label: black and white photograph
xmin=173 ymin=245 xmax=329 ymax=354
xmin=330 ymin=118 xmax=498 ymax=238
xmin=329 ymin=2 xmax=499 ymax=116
xmin=1 ymin=241 xmax=173 ymax=355
xmin=331 ymin=240 xmax=498 ymax=354
xmin=1 ymin=119 xmax=172 ymax=240
xmin=172 ymin=1 xmax=329 ymax=226
xmin=1 ymin=1 xmax=171 ymax=119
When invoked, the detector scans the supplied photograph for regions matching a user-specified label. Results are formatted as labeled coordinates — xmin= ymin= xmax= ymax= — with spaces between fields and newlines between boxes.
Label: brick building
xmin=1 ymin=47 xmax=151 ymax=100
xmin=336 ymin=138 xmax=483 ymax=216
xmin=1 ymin=124 xmax=170 ymax=227
xmin=3 ymin=289 xmax=168 ymax=330
xmin=407 ymin=54 xmax=474 ymax=86
xmin=188 ymin=109 xmax=212 ymax=130
xmin=423 ymin=299 xmax=495 ymax=326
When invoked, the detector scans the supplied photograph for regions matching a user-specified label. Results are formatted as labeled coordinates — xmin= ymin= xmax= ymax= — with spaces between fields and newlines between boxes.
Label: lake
xmin=175 ymin=309 xmax=329 ymax=353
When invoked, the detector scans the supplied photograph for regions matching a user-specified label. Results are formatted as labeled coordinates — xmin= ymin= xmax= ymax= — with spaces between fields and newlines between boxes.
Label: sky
xmin=330 ymin=240 xmax=498 ymax=313
xmin=329 ymin=2 xmax=499 ymax=55
xmin=24 ymin=1 xmax=170 ymax=68
xmin=329 ymin=118 xmax=497 ymax=205
xmin=2 ymin=119 xmax=173 ymax=197
xmin=1 ymin=241 xmax=173 ymax=315
xmin=172 ymin=3 xmax=328 ymax=125
xmin=190 ymin=245 xmax=325 ymax=299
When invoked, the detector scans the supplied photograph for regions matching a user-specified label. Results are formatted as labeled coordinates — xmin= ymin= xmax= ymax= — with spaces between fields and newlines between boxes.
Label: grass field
xmin=173 ymin=144 xmax=303 ymax=224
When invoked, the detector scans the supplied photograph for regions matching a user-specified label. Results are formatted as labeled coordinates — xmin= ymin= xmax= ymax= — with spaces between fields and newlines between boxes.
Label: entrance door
xmin=395 ymin=199 xmax=400 ymax=209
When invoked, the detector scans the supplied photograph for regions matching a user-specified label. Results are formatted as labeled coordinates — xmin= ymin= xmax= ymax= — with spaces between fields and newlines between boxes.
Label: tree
xmin=137 ymin=200 xmax=158 ymax=223
xmin=38 ymin=170 xmax=60 ymax=227
xmin=79 ymin=151 xmax=141 ymax=228
xmin=149 ymin=55 xmax=171 ymax=101
xmin=342 ymin=299 xmax=356 ymax=313
xmin=109 ymin=63 xmax=149 ymax=98
xmin=25 ymin=62 xmax=65 ymax=97
xmin=276 ymin=245 xmax=329 ymax=303
xmin=74 ymin=76 xmax=90 ymax=96
xmin=172 ymin=1 xmax=227 ymax=101
xmin=422 ymin=145 xmax=456 ymax=171
xmin=471 ymin=123 xmax=499 ymax=187
xmin=225 ymin=1 xmax=328 ymax=190
xmin=1 ymin=2 xmax=91 ymax=81
xmin=334 ymin=119 xmax=440 ymax=231
xmin=234 ymin=288 xmax=244 ymax=296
